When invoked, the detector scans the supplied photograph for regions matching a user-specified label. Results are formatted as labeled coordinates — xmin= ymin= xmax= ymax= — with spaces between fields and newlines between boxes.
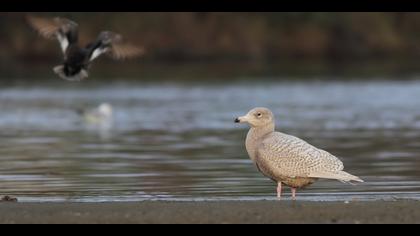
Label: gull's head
xmin=98 ymin=103 xmax=113 ymax=117
xmin=235 ymin=107 xmax=274 ymax=128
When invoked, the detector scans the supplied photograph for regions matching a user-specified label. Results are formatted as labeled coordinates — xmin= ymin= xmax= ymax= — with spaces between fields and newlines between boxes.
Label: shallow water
xmin=1 ymin=80 xmax=420 ymax=202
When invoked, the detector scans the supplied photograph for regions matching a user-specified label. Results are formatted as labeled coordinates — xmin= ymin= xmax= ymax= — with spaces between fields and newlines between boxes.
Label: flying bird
xmin=28 ymin=16 xmax=145 ymax=81
xmin=235 ymin=107 xmax=363 ymax=200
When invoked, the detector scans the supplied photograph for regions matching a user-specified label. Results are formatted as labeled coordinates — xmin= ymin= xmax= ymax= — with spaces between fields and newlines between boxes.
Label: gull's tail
xmin=310 ymin=171 xmax=364 ymax=183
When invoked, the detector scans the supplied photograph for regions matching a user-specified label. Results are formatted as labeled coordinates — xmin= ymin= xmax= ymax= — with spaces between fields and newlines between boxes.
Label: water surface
xmin=1 ymin=80 xmax=420 ymax=202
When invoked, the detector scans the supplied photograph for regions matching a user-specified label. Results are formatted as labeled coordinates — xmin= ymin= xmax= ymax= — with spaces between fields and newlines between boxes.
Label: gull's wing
xmin=87 ymin=31 xmax=145 ymax=62
xmin=27 ymin=16 xmax=79 ymax=55
xmin=256 ymin=132 xmax=345 ymax=179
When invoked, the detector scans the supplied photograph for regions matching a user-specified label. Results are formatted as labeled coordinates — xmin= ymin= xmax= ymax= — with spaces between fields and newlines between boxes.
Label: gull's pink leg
xmin=291 ymin=188 xmax=297 ymax=201
xmin=277 ymin=182 xmax=282 ymax=200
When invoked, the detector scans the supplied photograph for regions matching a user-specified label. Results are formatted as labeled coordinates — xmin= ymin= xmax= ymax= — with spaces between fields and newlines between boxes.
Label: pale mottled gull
xmin=235 ymin=107 xmax=363 ymax=200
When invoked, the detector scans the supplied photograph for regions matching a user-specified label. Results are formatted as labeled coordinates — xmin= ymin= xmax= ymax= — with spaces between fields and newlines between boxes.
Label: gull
xmin=235 ymin=107 xmax=363 ymax=200
xmin=77 ymin=103 xmax=113 ymax=125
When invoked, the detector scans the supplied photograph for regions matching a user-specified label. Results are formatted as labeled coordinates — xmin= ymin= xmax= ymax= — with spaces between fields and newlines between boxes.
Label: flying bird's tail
xmin=53 ymin=65 xmax=88 ymax=82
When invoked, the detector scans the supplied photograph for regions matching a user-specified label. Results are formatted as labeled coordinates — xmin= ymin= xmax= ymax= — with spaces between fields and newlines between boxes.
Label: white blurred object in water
xmin=79 ymin=103 xmax=113 ymax=126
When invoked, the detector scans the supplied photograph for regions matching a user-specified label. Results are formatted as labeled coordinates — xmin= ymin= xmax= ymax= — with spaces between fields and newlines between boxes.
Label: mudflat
xmin=0 ymin=201 xmax=419 ymax=224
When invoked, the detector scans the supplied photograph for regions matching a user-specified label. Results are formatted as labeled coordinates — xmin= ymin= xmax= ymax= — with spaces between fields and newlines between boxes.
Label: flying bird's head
xmin=99 ymin=31 xmax=122 ymax=45
xmin=56 ymin=17 xmax=78 ymax=32
xmin=235 ymin=107 xmax=274 ymax=128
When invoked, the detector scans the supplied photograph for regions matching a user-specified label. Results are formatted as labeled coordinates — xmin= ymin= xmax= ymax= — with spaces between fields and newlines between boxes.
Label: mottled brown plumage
xmin=235 ymin=107 xmax=363 ymax=200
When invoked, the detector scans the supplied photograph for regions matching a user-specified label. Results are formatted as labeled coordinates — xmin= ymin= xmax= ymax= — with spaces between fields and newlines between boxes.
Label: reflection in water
xmin=1 ymin=80 xmax=420 ymax=202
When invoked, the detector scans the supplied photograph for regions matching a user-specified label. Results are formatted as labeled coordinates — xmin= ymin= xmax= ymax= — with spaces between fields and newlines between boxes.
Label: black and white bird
xmin=28 ymin=16 xmax=145 ymax=81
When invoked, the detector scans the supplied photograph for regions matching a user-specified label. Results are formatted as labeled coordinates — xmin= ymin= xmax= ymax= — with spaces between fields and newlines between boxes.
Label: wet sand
xmin=1 ymin=201 xmax=420 ymax=224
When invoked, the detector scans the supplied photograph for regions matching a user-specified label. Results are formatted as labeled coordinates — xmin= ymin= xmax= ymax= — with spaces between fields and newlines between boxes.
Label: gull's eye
xmin=257 ymin=113 xmax=262 ymax=118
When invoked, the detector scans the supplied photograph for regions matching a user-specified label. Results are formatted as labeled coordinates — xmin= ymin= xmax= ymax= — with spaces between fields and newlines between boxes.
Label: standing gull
xmin=27 ymin=16 xmax=145 ymax=81
xmin=235 ymin=107 xmax=363 ymax=200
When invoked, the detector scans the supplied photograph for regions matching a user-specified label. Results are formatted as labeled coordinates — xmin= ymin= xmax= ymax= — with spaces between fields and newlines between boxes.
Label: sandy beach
xmin=0 ymin=201 xmax=419 ymax=224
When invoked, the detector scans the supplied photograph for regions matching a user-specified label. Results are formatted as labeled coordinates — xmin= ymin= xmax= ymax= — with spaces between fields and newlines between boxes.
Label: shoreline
xmin=1 ymin=200 xmax=419 ymax=224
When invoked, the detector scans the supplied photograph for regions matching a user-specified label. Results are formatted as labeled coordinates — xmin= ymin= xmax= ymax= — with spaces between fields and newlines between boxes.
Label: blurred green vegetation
xmin=2 ymin=12 xmax=420 ymax=79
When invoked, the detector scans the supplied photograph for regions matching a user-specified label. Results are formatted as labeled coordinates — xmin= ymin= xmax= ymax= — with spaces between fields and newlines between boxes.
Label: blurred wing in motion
xmin=88 ymin=31 xmax=145 ymax=62
xmin=110 ymin=43 xmax=145 ymax=60
xmin=27 ymin=16 xmax=79 ymax=55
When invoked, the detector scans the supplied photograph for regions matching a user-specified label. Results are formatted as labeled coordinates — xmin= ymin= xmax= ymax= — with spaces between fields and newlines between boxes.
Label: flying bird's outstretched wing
xmin=88 ymin=31 xmax=145 ymax=62
xmin=27 ymin=16 xmax=79 ymax=55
